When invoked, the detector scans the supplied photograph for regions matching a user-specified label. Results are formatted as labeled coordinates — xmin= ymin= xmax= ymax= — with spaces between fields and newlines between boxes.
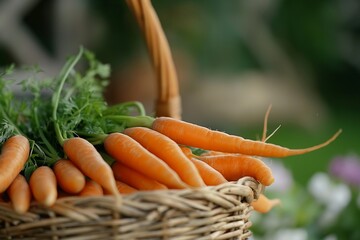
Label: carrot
xmin=104 ymin=133 xmax=188 ymax=189
xmin=0 ymin=135 xmax=30 ymax=193
xmin=78 ymin=179 xmax=104 ymax=197
xmin=53 ymin=159 xmax=86 ymax=194
xmin=198 ymin=154 xmax=275 ymax=186
xmin=190 ymin=157 xmax=228 ymax=186
xmin=7 ymin=174 xmax=32 ymax=213
xmin=179 ymin=146 xmax=227 ymax=186
xmin=179 ymin=146 xmax=193 ymax=158
xmin=63 ymin=137 xmax=120 ymax=198
xmin=123 ymin=127 xmax=205 ymax=187
xmin=29 ymin=166 xmax=57 ymax=207
xmin=199 ymin=150 xmax=226 ymax=157
xmin=115 ymin=180 xmax=138 ymax=195
xmin=151 ymin=117 xmax=342 ymax=158
xmin=112 ymin=162 xmax=168 ymax=190
xmin=251 ymin=194 xmax=281 ymax=213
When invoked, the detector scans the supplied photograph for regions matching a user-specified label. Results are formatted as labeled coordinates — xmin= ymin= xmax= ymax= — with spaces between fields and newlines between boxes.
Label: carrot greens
xmin=0 ymin=47 xmax=148 ymax=176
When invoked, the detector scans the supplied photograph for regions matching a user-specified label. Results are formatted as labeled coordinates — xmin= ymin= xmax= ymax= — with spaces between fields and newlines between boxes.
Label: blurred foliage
xmin=85 ymin=0 xmax=360 ymax=112
xmin=1 ymin=0 xmax=359 ymax=111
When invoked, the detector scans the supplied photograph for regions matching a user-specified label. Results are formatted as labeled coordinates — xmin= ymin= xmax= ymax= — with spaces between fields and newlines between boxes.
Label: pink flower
xmin=329 ymin=154 xmax=360 ymax=187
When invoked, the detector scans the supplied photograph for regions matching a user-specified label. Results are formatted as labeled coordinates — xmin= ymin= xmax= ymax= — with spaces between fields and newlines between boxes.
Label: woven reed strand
xmin=0 ymin=177 xmax=262 ymax=240
xmin=126 ymin=0 xmax=181 ymax=119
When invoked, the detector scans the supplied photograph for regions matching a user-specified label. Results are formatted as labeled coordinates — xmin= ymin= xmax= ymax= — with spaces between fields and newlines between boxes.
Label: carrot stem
xmin=52 ymin=47 xmax=84 ymax=146
xmin=104 ymin=115 xmax=154 ymax=128
xmin=33 ymin=105 xmax=59 ymax=165
xmin=103 ymin=101 xmax=146 ymax=116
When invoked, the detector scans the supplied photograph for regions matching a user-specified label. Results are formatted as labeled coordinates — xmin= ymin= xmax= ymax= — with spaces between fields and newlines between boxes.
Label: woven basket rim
xmin=1 ymin=177 xmax=262 ymax=239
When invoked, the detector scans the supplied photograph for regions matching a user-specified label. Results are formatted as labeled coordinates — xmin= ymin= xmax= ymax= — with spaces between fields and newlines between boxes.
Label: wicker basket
xmin=0 ymin=1 xmax=264 ymax=239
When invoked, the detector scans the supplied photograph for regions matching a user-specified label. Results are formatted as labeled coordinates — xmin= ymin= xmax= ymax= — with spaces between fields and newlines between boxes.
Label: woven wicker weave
xmin=0 ymin=1 xmax=263 ymax=239
xmin=0 ymin=178 xmax=262 ymax=239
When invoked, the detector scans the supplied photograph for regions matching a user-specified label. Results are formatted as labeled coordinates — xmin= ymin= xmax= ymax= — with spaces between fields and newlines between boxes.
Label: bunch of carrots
xmin=0 ymin=48 xmax=341 ymax=215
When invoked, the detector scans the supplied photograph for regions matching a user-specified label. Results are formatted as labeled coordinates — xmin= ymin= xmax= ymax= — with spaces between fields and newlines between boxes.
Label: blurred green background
xmin=0 ymin=0 xmax=359 ymax=238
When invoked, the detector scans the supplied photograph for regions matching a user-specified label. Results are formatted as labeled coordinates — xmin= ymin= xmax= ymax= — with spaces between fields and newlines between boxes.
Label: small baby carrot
xmin=112 ymin=162 xmax=168 ymax=190
xmin=115 ymin=180 xmax=138 ymax=195
xmin=7 ymin=174 xmax=32 ymax=213
xmin=78 ymin=179 xmax=104 ymax=197
xmin=53 ymin=159 xmax=86 ymax=194
xmin=63 ymin=137 xmax=119 ymax=198
xmin=190 ymin=157 xmax=228 ymax=186
xmin=29 ymin=166 xmax=57 ymax=207
xmin=251 ymin=194 xmax=281 ymax=213
xmin=179 ymin=146 xmax=228 ymax=186
xmin=198 ymin=154 xmax=275 ymax=186
xmin=0 ymin=135 xmax=30 ymax=193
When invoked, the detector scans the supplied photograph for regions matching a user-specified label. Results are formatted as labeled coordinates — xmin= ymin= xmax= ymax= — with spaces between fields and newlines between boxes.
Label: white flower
xmin=308 ymin=172 xmax=351 ymax=227
xmin=271 ymin=228 xmax=308 ymax=240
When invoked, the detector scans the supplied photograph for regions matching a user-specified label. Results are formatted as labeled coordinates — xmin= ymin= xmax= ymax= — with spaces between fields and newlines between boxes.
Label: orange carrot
xmin=104 ymin=133 xmax=188 ymax=189
xmin=198 ymin=154 xmax=275 ymax=186
xmin=199 ymin=150 xmax=226 ymax=157
xmin=29 ymin=166 xmax=57 ymax=207
xmin=115 ymin=180 xmax=138 ymax=195
xmin=7 ymin=174 xmax=32 ymax=213
xmin=251 ymin=194 xmax=281 ymax=213
xmin=179 ymin=146 xmax=227 ymax=186
xmin=123 ymin=127 xmax=205 ymax=187
xmin=179 ymin=146 xmax=193 ymax=158
xmin=112 ymin=162 xmax=168 ymax=190
xmin=63 ymin=137 xmax=119 ymax=198
xmin=151 ymin=117 xmax=341 ymax=158
xmin=78 ymin=179 xmax=104 ymax=197
xmin=190 ymin=157 xmax=228 ymax=186
xmin=53 ymin=159 xmax=86 ymax=194
xmin=0 ymin=135 xmax=30 ymax=193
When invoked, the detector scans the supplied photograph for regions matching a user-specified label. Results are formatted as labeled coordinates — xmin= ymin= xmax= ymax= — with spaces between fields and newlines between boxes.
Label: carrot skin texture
xmin=152 ymin=117 xmax=341 ymax=157
xmin=251 ymin=194 xmax=281 ymax=213
xmin=104 ymin=133 xmax=188 ymax=189
xmin=0 ymin=135 xmax=30 ymax=193
xmin=115 ymin=180 xmax=138 ymax=194
xmin=199 ymin=154 xmax=275 ymax=186
xmin=63 ymin=137 xmax=119 ymax=197
xmin=53 ymin=159 xmax=86 ymax=194
xmin=123 ymin=127 xmax=205 ymax=187
xmin=78 ymin=179 xmax=104 ymax=197
xmin=189 ymin=157 xmax=228 ymax=186
xmin=112 ymin=162 xmax=168 ymax=190
xmin=179 ymin=146 xmax=227 ymax=185
xmin=7 ymin=174 xmax=32 ymax=213
xmin=29 ymin=166 xmax=57 ymax=207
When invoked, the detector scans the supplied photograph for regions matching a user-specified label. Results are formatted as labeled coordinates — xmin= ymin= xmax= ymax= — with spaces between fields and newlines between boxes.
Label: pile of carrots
xmin=0 ymin=48 xmax=341 ymax=215
xmin=0 ymin=116 xmax=341 ymax=214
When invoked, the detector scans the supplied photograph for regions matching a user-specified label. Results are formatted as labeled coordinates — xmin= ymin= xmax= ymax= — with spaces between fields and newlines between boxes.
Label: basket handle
xmin=126 ymin=0 xmax=181 ymax=119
